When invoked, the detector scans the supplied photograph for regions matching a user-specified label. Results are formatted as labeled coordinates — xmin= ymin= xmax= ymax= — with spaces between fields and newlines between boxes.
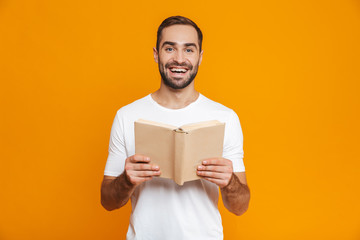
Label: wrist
xmin=115 ymin=172 xmax=135 ymax=191
xmin=221 ymin=173 xmax=238 ymax=191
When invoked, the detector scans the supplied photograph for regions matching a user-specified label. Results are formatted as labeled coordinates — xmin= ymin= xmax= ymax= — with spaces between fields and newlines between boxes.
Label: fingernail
xmin=154 ymin=166 xmax=159 ymax=170
xmin=145 ymin=157 xmax=150 ymax=160
xmin=203 ymin=161 xmax=207 ymax=164
xmin=197 ymin=166 xmax=203 ymax=170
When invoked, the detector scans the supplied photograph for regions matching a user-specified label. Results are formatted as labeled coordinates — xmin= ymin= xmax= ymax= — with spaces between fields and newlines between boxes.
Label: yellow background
xmin=1 ymin=0 xmax=359 ymax=239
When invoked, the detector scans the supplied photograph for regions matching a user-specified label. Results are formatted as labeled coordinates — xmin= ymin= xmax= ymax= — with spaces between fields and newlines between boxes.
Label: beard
xmin=158 ymin=60 xmax=199 ymax=90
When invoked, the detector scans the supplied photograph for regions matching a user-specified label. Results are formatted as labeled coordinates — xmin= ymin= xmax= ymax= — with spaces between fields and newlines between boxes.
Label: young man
xmin=101 ymin=16 xmax=250 ymax=240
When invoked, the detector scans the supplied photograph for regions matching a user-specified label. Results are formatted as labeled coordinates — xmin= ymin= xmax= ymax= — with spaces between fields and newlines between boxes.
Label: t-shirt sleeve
xmin=223 ymin=110 xmax=246 ymax=172
xmin=104 ymin=111 xmax=127 ymax=176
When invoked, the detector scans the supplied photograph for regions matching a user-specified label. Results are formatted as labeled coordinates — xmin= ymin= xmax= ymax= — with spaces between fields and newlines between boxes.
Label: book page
xmin=135 ymin=121 xmax=175 ymax=179
xmin=181 ymin=123 xmax=225 ymax=183
xmin=180 ymin=120 xmax=222 ymax=132
xmin=136 ymin=119 xmax=177 ymax=130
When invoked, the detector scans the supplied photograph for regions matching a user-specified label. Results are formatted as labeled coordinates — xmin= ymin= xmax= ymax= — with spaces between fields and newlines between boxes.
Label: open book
xmin=134 ymin=119 xmax=225 ymax=185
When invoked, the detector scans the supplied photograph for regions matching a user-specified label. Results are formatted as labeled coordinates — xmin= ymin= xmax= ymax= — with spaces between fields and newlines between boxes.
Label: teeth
xmin=170 ymin=68 xmax=187 ymax=73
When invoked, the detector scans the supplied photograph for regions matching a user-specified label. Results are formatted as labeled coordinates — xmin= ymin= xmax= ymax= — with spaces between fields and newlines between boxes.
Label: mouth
xmin=169 ymin=67 xmax=189 ymax=74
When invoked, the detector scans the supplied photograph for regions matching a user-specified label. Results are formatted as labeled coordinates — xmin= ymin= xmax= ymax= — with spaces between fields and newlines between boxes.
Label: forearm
xmin=220 ymin=173 xmax=250 ymax=216
xmin=101 ymin=172 xmax=135 ymax=211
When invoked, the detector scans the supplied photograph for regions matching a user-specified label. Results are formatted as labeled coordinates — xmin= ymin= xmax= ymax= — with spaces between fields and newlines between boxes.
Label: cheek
xmin=159 ymin=58 xmax=169 ymax=67
xmin=189 ymin=56 xmax=200 ymax=64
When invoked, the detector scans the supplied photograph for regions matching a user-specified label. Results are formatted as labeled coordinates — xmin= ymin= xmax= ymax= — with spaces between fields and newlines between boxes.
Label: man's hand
xmin=197 ymin=157 xmax=250 ymax=216
xmin=196 ymin=158 xmax=233 ymax=188
xmin=101 ymin=154 xmax=161 ymax=211
xmin=124 ymin=154 xmax=161 ymax=187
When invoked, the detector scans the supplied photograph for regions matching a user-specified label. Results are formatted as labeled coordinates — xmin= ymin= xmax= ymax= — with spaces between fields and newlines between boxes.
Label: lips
xmin=165 ymin=62 xmax=192 ymax=71
xmin=169 ymin=67 xmax=188 ymax=73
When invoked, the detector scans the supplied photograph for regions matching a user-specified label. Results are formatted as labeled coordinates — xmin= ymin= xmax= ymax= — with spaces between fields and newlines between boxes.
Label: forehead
xmin=160 ymin=25 xmax=199 ymax=47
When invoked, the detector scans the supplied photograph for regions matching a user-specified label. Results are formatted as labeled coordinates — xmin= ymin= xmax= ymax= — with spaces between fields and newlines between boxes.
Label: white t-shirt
xmin=104 ymin=94 xmax=245 ymax=240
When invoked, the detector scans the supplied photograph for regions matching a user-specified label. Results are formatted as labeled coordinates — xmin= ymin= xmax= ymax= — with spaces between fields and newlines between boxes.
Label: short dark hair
xmin=156 ymin=16 xmax=203 ymax=52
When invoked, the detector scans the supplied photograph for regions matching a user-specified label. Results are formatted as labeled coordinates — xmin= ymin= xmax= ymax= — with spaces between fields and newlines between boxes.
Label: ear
xmin=153 ymin=47 xmax=159 ymax=63
xmin=199 ymin=49 xmax=204 ymax=66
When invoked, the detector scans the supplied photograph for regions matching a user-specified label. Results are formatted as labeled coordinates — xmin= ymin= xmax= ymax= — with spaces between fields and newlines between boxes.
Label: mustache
xmin=165 ymin=61 xmax=193 ymax=70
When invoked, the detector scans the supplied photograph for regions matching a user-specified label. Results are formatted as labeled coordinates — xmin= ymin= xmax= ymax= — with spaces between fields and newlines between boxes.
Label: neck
xmin=151 ymin=82 xmax=199 ymax=109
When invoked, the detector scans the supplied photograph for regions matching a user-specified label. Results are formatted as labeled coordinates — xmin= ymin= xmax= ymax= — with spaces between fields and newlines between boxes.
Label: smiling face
xmin=154 ymin=25 xmax=203 ymax=90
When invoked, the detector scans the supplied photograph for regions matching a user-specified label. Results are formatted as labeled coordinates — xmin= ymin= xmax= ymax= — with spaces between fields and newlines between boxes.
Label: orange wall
xmin=1 ymin=1 xmax=359 ymax=239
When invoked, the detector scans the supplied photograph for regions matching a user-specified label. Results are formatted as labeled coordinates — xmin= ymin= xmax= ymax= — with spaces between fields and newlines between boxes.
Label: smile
xmin=169 ymin=68 xmax=188 ymax=73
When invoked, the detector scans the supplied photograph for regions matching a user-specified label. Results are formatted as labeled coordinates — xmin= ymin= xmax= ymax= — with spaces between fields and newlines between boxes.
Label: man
xmin=101 ymin=16 xmax=250 ymax=239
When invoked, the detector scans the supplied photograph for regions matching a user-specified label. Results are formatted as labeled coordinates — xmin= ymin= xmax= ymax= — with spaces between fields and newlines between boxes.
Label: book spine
xmin=174 ymin=130 xmax=187 ymax=185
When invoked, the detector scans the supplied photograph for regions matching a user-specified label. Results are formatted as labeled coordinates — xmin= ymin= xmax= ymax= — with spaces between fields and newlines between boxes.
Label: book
xmin=134 ymin=119 xmax=225 ymax=185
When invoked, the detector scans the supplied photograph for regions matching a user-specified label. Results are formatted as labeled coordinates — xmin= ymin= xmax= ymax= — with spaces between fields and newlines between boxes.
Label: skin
xmin=101 ymin=24 xmax=250 ymax=216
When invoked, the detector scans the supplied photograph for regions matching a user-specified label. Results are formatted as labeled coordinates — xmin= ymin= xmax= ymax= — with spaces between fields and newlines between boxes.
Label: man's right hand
xmin=124 ymin=154 xmax=161 ymax=187
xmin=101 ymin=154 xmax=160 ymax=211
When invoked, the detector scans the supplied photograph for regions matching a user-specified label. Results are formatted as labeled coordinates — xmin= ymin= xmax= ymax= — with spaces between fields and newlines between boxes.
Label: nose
xmin=174 ymin=50 xmax=186 ymax=63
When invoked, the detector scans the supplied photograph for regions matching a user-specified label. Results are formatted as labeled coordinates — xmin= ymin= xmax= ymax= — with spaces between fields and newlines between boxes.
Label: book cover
xmin=134 ymin=119 xmax=225 ymax=185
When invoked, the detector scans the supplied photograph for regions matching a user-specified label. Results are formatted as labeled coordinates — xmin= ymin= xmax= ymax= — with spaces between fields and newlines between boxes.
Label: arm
xmin=101 ymin=173 xmax=134 ymax=211
xmin=220 ymin=172 xmax=250 ymax=216
xmin=197 ymin=158 xmax=250 ymax=216
xmin=101 ymin=154 xmax=161 ymax=211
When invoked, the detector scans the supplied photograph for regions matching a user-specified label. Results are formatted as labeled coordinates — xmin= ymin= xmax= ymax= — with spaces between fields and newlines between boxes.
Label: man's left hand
xmin=197 ymin=158 xmax=233 ymax=188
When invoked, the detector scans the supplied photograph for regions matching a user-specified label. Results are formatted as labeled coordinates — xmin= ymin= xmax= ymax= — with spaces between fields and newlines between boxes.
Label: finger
xmin=202 ymin=158 xmax=232 ymax=166
xmin=129 ymin=170 xmax=161 ymax=177
xmin=131 ymin=163 xmax=160 ymax=171
xmin=202 ymin=177 xmax=229 ymax=188
xmin=127 ymin=176 xmax=154 ymax=185
xmin=129 ymin=154 xmax=151 ymax=163
xmin=197 ymin=165 xmax=232 ymax=173
xmin=197 ymin=170 xmax=229 ymax=180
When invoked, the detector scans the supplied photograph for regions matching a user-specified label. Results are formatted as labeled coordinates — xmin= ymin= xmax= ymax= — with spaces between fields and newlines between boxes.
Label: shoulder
xmin=199 ymin=94 xmax=238 ymax=120
xmin=115 ymin=95 xmax=151 ymax=118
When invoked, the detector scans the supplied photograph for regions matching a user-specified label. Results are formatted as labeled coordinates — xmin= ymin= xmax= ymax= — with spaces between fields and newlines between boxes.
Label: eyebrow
xmin=161 ymin=41 xmax=198 ymax=50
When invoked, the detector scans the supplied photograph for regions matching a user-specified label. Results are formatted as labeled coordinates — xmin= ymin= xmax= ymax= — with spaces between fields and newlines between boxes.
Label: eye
xmin=165 ymin=47 xmax=174 ymax=52
xmin=185 ymin=49 xmax=194 ymax=53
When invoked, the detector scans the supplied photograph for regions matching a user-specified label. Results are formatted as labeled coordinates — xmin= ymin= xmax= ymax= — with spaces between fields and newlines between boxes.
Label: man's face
xmin=154 ymin=25 xmax=203 ymax=90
